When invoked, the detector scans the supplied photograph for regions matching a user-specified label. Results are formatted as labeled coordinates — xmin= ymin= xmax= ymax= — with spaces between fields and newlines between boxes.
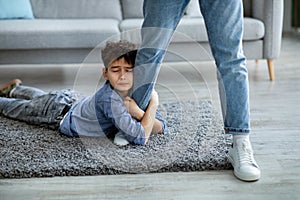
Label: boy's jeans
xmin=0 ymin=86 xmax=77 ymax=130
xmin=132 ymin=0 xmax=250 ymax=135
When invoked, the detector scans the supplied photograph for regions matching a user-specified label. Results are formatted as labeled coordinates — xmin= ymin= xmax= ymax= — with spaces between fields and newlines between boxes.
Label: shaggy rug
xmin=0 ymin=101 xmax=232 ymax=179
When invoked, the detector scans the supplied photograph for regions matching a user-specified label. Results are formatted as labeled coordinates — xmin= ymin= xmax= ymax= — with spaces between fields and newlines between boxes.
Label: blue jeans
xmin=0 ymin=86 xmax=77 ymax=130
xmin=132 ymin=0 xmax=250 ymax=135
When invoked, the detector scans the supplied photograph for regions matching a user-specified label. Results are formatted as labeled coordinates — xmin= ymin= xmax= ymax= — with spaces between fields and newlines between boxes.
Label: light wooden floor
xmin=0 ymin=33 xmax=300 ymax=200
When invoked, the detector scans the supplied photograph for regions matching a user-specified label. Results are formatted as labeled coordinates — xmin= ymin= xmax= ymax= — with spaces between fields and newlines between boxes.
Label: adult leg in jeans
xmin=132 ymin=0 xmax=190 ymax=110
xmin=199 ymin=0 xmax=260 ymax=181
xmin=133 ymin=0 xmax=260 ymax=181
xmin=199 ymin=0 xmax=249 ymax=135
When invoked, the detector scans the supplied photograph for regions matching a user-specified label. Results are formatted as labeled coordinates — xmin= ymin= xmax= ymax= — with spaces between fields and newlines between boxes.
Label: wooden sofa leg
xmin=267 ymin=59 xmax=275 ymax=81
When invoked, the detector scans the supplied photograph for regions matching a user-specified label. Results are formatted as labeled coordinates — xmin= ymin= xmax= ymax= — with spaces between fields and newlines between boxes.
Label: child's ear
xmin=102 ymin=68 xmax=108 ymax=80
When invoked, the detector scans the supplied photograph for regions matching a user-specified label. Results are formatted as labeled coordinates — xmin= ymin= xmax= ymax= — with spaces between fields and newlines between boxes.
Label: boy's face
xmin=103 ymin=57 xmax=134 ymax=97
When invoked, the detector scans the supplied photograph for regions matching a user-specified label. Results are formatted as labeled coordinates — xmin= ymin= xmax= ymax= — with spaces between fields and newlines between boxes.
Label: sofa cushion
xmin=0 ymin=19 xmax=120 ymax=49
xmin=119 ymin=19 xmax=143 ymax=32
xmin=120 ymin=18 xmax=208 ymax=43
xmin=0 ymin=0 xmax=34 ymax=19
xmin=121 ymin=0 xmax=143 ymax=19
xmin=121 ymin=0 xmax=203 ymax=19
xmin=30 ymin=0 xmax=122 ymax=20
xmin=243 ymin=17 xmax=264 ymax=40
xmin=120 ymin=17 xmax=264 ymax=43
xmin=185 ymin=0 xmax=203 ymax=18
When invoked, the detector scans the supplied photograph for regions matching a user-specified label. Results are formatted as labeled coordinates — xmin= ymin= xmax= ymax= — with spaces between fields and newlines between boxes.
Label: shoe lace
xmin=238 ymin=140 xmax=255 ymax=165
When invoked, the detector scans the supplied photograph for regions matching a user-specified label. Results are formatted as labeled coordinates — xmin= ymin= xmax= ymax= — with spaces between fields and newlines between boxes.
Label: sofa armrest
xmin=252 ymin=0 xmax=284 ymax=59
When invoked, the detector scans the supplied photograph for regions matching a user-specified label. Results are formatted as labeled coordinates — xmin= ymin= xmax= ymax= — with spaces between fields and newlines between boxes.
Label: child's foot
xmin=0 ymin=79 xmax=22 ymax=97
xmin=113 ymin=132 xmax=129 ymax=146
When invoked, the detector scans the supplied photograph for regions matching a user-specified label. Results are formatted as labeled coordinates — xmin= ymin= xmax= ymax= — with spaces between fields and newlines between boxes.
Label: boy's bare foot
xmin=0 ymin=79 xmax=22 ymax=97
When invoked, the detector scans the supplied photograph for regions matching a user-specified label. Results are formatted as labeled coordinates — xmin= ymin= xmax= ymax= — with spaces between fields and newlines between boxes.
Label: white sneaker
xmin=228 ymin=136 xmax=261 ymax=181
xmin=113 ymin=132 xmax=129 ymax=146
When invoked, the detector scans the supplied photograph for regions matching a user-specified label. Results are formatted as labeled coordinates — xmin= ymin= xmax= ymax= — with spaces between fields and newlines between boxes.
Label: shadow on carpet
xmin=0 ymin=101 xmax=232 ymax=178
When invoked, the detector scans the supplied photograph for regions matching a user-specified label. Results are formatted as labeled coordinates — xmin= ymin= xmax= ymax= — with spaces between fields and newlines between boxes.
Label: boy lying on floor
xmin=0 ymin=40 xmax=166 ymax=146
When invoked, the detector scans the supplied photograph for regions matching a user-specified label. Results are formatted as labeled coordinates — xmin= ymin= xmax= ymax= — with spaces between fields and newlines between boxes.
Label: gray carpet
xmin=0 ymin=101 xmax=232 ymax=179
